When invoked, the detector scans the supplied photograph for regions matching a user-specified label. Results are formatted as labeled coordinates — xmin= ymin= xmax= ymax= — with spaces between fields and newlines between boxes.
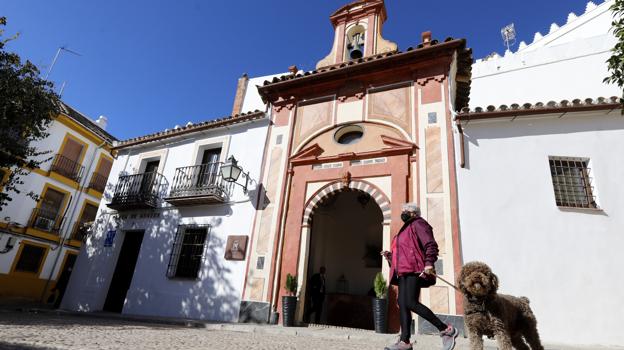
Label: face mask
xmin=400 ymin=212 xmax=412 ymax=223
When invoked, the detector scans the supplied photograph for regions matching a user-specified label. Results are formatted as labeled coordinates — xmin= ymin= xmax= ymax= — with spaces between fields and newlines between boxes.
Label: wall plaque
xmin=224 ymin=235 xmax=248 ymax=261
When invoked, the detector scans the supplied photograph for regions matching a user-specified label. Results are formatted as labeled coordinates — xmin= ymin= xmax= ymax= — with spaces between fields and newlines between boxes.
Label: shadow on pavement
xmin=0 ymin=309 xmax=186 ymax=329
xmin=0 ymin=342 xmax=54 ymax=350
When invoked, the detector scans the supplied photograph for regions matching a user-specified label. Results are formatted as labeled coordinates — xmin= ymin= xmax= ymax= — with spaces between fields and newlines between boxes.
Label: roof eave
xmin=456 ymin=102 xmax=622 ymax=122
xmin=112 ymin=111 xmax=266 ymax=151
xmin=258 ymin=39 xmax=467 ymax=98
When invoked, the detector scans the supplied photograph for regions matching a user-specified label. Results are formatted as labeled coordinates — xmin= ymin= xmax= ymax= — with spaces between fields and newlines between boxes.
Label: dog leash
xmin=428 ymin=272 xmax=461 ymax=292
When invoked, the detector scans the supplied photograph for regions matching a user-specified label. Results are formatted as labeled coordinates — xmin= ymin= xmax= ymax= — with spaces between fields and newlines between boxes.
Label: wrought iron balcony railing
xmin=50 ymin=154 xmax=85 ymax=183
xmin=88 ymin=172 xmax=108 ymax=193
xmin=71 ymin=221 xmax=93 ymax=241
xmin=29 ymin=207 xmax=63 ymax=234
xmin=108 ymin=172 xmax=167 ymax=210
xmin=166 ymin=163 xmax=233 ymax=205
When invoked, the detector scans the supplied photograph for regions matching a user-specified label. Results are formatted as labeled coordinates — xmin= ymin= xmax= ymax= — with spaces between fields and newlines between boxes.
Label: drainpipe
xmin=455 ymin=120 xmax=466 ymax=168
xmin=40 ymin=140 xmax=107 ymax=304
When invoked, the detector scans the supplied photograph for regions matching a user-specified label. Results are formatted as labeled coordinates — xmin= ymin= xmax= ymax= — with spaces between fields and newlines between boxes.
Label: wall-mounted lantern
xmin=0 ymin=235 xmax=16 ymax=254
xmin=220 ymin=155 xmax=253 ymax=193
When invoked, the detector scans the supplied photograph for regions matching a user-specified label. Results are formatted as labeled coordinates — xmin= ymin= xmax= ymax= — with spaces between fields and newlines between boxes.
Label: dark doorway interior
xmin=103 ymin=230 xmax=145 ymax=313
xmin=144 ymin=160 xmax=160 ymax=174
xmin=305 ymin=190 xmax=383 ymax=329
xmin=53 ymin=253 xmax=77 ymax=308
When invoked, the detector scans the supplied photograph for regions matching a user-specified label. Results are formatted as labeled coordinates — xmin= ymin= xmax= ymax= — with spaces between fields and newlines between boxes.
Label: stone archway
xmin=296 ymin=179 xmax=393 ymax=327
xmin=302 ymin=179 xmax=391 ymax=225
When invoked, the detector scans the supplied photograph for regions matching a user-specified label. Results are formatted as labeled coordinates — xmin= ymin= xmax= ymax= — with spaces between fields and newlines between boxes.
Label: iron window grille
xmin=15 ymin=244 xmax=46 ymax=273
xmin=167 ymin=225 xmax=210 ymax=279
xmin=548 ymin=156 xmax=597 ymax=209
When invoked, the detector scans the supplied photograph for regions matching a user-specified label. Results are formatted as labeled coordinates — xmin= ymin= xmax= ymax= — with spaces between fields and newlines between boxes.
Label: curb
xmin=2 ymin=307 xmax=205 ymax=328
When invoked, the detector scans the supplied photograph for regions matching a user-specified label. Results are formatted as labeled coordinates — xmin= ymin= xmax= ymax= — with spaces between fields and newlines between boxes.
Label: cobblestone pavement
xmin=0 ymin=310 xmax=618 ymax=350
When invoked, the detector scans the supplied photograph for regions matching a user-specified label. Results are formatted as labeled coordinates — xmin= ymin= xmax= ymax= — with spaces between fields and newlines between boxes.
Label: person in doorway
xmin=305 ymin=266 xmax=326 ymax=324
xmin=381 ymin=203 xmax=458 ymax=350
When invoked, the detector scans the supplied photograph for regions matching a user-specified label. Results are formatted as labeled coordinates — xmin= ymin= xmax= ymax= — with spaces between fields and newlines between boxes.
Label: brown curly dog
xmin=458 ymin=262 xmax=544 ymax=350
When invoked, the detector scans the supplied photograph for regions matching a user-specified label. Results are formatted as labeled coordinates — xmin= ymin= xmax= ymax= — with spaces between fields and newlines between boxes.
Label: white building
xmin=0 ymin=103 xmax=116 ymax=306
xmin=61 ymin=75 xmax=273 ymax=322
xmin=60 ymin=0 xmax=623 ymax=346
xmin=456 ymin=0 xmax=623 ymax=345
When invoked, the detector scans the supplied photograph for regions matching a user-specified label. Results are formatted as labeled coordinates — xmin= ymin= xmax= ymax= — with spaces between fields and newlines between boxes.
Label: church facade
xmin=239 ymin=0 xmax=471 ymax=333
xmin=62 ymin=0 xmax=623 ymax=346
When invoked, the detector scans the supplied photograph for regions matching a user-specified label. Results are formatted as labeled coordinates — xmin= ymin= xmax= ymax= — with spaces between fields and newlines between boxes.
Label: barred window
xmin=15 ymin=244 xmax=47 ymax=274
xmin=549 ymin=157 xmax=597 ymax=209
xmin=167 ymin=225 xmax=210 ymax=279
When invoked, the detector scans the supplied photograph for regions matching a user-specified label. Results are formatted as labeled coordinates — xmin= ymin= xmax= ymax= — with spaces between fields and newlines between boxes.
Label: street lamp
xmin=220 ymin=156 xmax=250 ymax=193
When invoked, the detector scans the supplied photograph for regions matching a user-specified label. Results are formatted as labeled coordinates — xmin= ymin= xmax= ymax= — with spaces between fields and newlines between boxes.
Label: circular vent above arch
xmin=334 ymin=124 xmax=364 ymax=145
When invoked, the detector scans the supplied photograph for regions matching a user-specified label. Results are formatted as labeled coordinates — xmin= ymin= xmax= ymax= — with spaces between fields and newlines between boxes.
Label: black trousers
xmin=398 ymin=274 xmax=447 ymax=342
xmin=306 ymin=294 xmax=324 ymax=324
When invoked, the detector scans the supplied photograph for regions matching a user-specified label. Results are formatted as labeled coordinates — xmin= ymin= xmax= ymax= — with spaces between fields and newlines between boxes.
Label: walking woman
xmin=381 ymin=203 xmax=458 ymax=350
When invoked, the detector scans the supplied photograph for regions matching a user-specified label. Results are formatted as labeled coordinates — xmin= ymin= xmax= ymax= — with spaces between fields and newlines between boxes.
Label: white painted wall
xmin=1 ymin=112 xmax=112 ymax=292
xmin=62 ymin=117 xmax=270 ymax=322
xmin=470 ymin=0 xmax=619 ymax=109
xmin=454 ymin=111 xmax=624 ymax=346
xmin=0 ymin=234 xmax=77 ymax=279
xmin=2 ymin=119 xmax=110 ymax=229
xmin=241 ymin=73 xmax=285 ymax=114
xmin=518 ymin=0 xmax=615 ymax=53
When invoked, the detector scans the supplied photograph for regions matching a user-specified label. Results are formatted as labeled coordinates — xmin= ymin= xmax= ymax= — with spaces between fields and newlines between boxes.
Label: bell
xmin=348 ymin=44 xmax=363 ymax=60
xmin=347 ymin=32 xmax=364 ymax=60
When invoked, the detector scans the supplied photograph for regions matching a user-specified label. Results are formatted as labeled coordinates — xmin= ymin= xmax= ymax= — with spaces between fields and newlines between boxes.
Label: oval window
xmin=335 ymin=125 xmax=364 ymax=145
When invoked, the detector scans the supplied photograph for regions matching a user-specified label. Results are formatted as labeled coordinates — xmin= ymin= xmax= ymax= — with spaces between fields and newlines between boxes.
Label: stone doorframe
xmin=295 ymin=179 xmax=392 ymax=323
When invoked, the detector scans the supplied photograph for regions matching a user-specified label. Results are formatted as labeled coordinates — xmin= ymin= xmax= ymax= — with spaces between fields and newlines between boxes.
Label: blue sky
xmin=3 ymin=0 xmax=594 ymax=140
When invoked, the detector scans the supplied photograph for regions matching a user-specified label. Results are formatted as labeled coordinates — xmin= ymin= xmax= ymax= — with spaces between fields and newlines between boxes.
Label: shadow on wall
xmin=248 ymin=184 xmax=270 ymax=211
xmin=122 ymin=206 xmax=240 ymax=322
xmin=71 ymin=201 xmax=241 ymax=322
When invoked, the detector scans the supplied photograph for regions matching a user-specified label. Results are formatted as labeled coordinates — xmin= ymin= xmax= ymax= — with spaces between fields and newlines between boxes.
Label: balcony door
xmin=90 ymin=157 xmax=113 ymax=192
xmin=57 ymin=137 xmax=85 ymax=180
xmin=140 ymin=160 xmax=160 ymax=195
xmin=197 ymin=148 xmax=221 ymax=187
xmin=74 ymin=203 xmax=98 ymax=240
xmin=35 ymin=188 xmax=66 ymax=231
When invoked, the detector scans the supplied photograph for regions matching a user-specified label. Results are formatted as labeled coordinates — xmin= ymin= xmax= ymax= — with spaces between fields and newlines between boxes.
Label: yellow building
xmin=0 ymin=102 xmax=116 ymax=306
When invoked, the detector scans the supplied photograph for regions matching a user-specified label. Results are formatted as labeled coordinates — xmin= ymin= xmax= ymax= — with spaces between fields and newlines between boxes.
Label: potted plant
xmin=282 ymin=273 xmax=298 ymax=327
xmin=372 ymin=272 xmax=388 ymax=333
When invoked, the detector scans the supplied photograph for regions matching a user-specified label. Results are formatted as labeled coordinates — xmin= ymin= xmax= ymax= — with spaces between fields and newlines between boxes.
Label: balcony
xmin=50 ymin=154 xmax=85 ymax=183
xmin=108 ymin=172 xmax=167 ymax=211
xmin=88 ymin=172 xmax=108 ymax=193
xmin=29 ymin=208 xmax=63 ymax=234
xmin=165 ymin=163 xmax=233 ymax=206
xmin=71 ymin=221 xmax=93 ymax=241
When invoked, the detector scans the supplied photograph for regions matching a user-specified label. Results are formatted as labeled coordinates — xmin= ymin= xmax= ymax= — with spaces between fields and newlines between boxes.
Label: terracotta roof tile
xmin=259 ymin=37 xmax=473 ymax=111
xmin=58 ymin=102 xmax=117 ymax=143
xmin=457 ymin=96 xmax=622 ymax=121
xmin=113 ymin=110 xmax=265 ymax=150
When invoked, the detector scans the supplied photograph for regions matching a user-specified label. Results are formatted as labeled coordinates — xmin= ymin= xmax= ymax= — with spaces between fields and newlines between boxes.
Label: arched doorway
xmin=299 ymin=180 xmax=391 ymax=329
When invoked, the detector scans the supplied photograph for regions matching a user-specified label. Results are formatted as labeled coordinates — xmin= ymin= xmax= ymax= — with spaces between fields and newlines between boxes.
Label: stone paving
xmin=0 ymin=310 xmax=619 ymax=350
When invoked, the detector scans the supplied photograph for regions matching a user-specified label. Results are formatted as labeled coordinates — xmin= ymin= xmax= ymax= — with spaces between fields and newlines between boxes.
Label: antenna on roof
xmin=59 ymin=81 xmax=67 ymax=98
xmin=45 ymin=46 xmax=82 ymax=80
xmin=501 ymin=23 xmax=516 ymax=52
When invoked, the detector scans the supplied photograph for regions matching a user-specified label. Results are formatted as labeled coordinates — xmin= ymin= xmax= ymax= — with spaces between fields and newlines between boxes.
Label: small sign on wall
xmin=104 ymin=230 xmax=116 ymax=247
xmin=224 ymin=235 xmax=248 ymax=261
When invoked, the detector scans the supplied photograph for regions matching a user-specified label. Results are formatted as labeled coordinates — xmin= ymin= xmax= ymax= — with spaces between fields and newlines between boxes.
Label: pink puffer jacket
xmin=389 ymin=217 xmax=439 ymax=280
